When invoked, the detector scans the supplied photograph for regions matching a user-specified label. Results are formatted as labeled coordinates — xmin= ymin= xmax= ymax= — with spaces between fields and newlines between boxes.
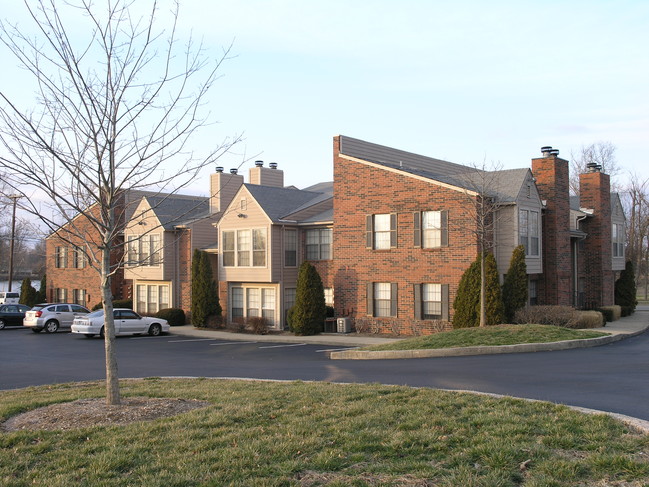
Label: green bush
xmin=19 ymin=278 xmax=38 ymax=307
xmin=483 ymin=252 xmax=505 ymax=326
xmin=452 ymin=258 xmax=481 ymax=328
xmin=502 ymin=245 xmax=528 ymax=323
xmin=156 ymin=308 xmax=186 ymax=326
xmin=514 ymin=305 xmax=580 ymax=328
xmin=290 ymin=262 xmax=326 ymax=336
xmin=615 ymin=260 xmax=637 ymax=314
xmin=575 ymin=310 xmax=605 ymax=328
xmin=598 ymin=305 xmax=621 ymax=322
xmin=191 ymin=249 xmax=220 ymax=327
xmin=36 ymin=275 xmax=46 ymax=303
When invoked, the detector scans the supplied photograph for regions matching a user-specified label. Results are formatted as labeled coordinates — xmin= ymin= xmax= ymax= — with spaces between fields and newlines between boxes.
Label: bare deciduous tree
xmin=570 ymin=141 xmax=620 ymax=195
xmin=0 ymin=0 xmax=239 ymax=404
xmin=621 ymin=174 xmax=649 ymax=299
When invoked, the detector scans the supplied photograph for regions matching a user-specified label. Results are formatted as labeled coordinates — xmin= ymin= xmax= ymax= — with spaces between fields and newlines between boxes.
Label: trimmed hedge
xmin=514 ymin=305 xmax=579 ymax=328
xmin=575 ymin=310 xmax=605 ymax=328
xmin=597 ymin=305 xmax=621 ymax=323
xmin=156 ymin=308 xmax=186 ymax=326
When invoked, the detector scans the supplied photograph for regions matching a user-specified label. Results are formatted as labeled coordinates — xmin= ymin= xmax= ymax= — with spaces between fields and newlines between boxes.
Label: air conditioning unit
xmin=336 ymin=317 xmax=351 ymax=334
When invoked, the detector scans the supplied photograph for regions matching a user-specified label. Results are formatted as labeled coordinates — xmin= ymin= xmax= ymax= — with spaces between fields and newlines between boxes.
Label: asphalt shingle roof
xmin=245 ymin=184 xmax=330 ymax=222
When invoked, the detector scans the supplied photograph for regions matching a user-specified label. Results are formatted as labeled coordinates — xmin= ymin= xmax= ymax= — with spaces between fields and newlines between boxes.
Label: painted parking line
xmin=258 ymin=343 xmax=307 ymax=349
xmin=210 ymin=341 xmax=258 ymax=346
xmin=315 ymin=347 xmax=359 ymax=353
xmin=167 ymin=338 xmax=220 ymax=343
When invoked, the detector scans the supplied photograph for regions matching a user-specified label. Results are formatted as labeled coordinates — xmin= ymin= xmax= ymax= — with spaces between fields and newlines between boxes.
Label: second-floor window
xmin=519 ymin=209 xmax=539 ymax=256
xmin=222 ymin=229 xmax=267 ymax=267
xmin=613 ymin=223 xmax=625 ymax=258
xmin=55 ymin=246 xmax=68 ymax=268
xmin=306 ymin=228 xmax=332 ymax=260
xmin=127 ymin=234 xmax=161 ymax=266
xmin=366 ymin=214 xmax=397 ymax=250
xmin=414 ymin=210 xmax=449 ymax=248
xmin=285 ymin=229 xmax=297 ymax=266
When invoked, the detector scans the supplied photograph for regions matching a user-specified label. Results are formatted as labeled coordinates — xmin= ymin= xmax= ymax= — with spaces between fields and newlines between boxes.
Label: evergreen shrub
xmin=156 ymin=308 xmax=186 ymax=326
xmin=290 ymin=262 xmax=326 ymax=336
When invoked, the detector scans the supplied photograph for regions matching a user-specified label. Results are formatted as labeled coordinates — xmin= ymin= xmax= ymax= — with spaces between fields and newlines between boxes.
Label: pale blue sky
xmin=3 ymin=1 xmax=649 ymax=195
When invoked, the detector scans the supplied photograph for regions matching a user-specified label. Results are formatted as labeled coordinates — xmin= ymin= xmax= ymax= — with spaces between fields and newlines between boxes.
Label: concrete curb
xmin=329 ymin=326 xmax=648 ymax=360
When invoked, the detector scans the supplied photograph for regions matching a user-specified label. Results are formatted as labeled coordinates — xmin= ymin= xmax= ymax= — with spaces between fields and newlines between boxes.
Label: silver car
xmin=23 ymin=303 xmax=90 ymax=333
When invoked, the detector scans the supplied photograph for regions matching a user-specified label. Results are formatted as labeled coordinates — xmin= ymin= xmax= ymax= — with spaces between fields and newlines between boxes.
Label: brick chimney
xmin=249 ymin=161 xmax=284 ymax=187
xmin=579 ymin=165 xmax=614 ymax=307
xmin=531 ymin=146 xmax=572 ymax=306
xmin=210 ymin=167 xmax=244 ymax=214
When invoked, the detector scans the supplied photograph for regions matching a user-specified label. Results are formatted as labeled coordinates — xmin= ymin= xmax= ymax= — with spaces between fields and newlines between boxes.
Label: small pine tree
xmin=615 ymin=260 xmax=637 ymax=315
xmin=502 ymin=245 xmax=528 ymax=323
xmin=484 ymin=252 xmax=505 ymax=326
xmin=452 ymin=257 xmax=481 ymax=328
xmin=291 ymin=262 xmax=326 ymax=336
xmin=19 ymin=278 xmax=38 ymax=307
xmin=191 ymin=249 xmax=220 ymax=326
xmin=36 ymin=275 xmax=46 ymax=303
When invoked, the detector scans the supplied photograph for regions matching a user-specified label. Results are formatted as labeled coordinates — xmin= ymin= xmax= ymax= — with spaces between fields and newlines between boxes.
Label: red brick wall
xmin=579 ymin=171 xmax=614 ymax=307
xmin=332 ymin=136 xmax=478 ymax=335
xmin=46 ymin=207 xmax=125 ymax=309
xmin=531 ymin=155 xmax=572 ymax=306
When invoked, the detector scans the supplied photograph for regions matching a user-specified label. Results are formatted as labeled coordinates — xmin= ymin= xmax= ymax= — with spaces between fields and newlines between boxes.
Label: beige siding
xmin=189 ymin=215 xmax=219 ymax=250
xmin=219 ymin=187 xmax=272 ymax=283
xmin=124 ymin=198 xmax=165 ymax=281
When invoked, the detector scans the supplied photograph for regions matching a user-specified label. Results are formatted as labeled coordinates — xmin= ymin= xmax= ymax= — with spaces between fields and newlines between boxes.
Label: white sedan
xmin=71 ymin=308 xmax=170 ymax=338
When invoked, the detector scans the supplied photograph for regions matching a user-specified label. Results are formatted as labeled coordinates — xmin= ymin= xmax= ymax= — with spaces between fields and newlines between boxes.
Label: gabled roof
xmin=244 ymin=184 xmax=331 ymax=223
xmin=138 ymin=193 xmax=210 ymax=230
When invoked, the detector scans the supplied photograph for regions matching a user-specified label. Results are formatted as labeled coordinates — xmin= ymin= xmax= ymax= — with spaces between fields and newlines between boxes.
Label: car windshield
xmin=87 ymin=310 xmax=104 ymax=318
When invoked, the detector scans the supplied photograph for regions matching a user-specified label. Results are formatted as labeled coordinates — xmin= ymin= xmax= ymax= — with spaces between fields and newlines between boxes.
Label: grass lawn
xmin=2 ymin=379 xmax=648 ymax=486
xmin=361 ymin=324 xmax=608 ymax=352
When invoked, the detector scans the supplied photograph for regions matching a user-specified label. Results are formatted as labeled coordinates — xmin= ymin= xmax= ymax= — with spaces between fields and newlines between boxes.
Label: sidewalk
xmin=169 ymin=309 xmax=649 ymax=358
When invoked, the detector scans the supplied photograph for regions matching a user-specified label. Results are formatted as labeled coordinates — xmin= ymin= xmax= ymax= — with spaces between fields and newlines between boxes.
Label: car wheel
xmin=99 ymin=326 xmax=105 ymax=338
xmin=148 ymin=323 xmax=162 ymax=336
xmin=31 ymin=328 xmax=42 ymax=333
xmin=84 ymin=334 xmax=95 ymax=338
xmin=0 ymin=319 xmax=5 ymax=330
xmin=44 ymin=320 xmax=59 ymax=333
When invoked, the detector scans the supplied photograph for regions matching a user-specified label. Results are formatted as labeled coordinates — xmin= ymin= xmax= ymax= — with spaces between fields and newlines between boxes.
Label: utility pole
xmin=8 ymin=195 xmax=20 ymax=292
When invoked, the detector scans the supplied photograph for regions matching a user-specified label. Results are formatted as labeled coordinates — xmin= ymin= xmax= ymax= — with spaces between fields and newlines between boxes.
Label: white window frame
xmin=223 ymin=228 xmax=267 ymax=268
xmin=306 ymin=228 xmax=332 ymax=260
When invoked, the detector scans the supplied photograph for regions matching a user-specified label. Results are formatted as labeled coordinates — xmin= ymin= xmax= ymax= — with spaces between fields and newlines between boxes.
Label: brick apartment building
xmin=48 ymin=135 xmax=626 ymax=335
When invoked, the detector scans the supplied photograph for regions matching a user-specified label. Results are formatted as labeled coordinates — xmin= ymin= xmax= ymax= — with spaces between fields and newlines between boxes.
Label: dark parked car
xmin=0 ymin=304 xmax=31 ymax=330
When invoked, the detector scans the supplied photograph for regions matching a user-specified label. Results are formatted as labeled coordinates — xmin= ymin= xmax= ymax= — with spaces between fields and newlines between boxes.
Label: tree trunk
xmin=480 ymin=251 xmax=486 ymax=327
xmin=102 ymin=247 xmax=120 ymax=405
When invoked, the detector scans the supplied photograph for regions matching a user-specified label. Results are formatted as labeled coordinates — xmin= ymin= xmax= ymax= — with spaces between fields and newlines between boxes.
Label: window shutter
xmin=366 ymin=215 xmax=373 ymax=249
xmin=366 ymin=282 xmax=374 ymax=316
xmin=441 ymin=210 xmax=449 ymax=247
xmin=413 ymin=212 xmax=421 ymax=248
xmin=413 ymin=284 xmax=421 ymax=320
xmin=390 ymin=283 xmax=398 ymax=317
xmin=441 ymin=284 xmax=449 ymax=321
xmin=390 ymin=213 xmax=398 ymax=248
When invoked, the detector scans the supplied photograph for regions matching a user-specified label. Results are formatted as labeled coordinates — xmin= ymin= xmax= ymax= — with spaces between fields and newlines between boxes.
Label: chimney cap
xmin=254 ymin=160 xmax=264 ymax=167
xmin=229 ymin=168 xmax=238 ymax=175
xmin=269 ymin=162 xmax=278 ymax=169
xmin=550 ymin=148 xmax=560 ymax=156
xmin=215 ymin=166 xmax=223 ymax=173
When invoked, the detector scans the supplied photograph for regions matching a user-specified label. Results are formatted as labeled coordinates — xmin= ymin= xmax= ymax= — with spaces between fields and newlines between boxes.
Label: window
xmin=324 ymin=288 xmax=334 ymax=307
xmin=231 ymin=287 xmax=244 ymax=318
xmin=126 ymin=234 xmax=161 ymax=266
xmin=613 ymin=223 xmax=625 ymax=258
xmin=366 ymin=214 xmax=397 ymax=249
xmin=56 ymin=288 xmax=67 ymax=302
xmin=519 ymin=209 xmax=539 ymax=256
xmin=222 ymin=231 xmax=235 ymax=266
xmin=135 ymin=283 xmax=171 ymax=314
xmin=414 ymin=284 xmax=449 ymax=320
xmin=284 ymin=229 xmax=297 ymax=266
xmin=367 ymin=282 xmax=397 ymax=317
xmin=414 ymin=210 xmax=449 ymax=248
xmin=72 ymin=247 xmax=86 ymax=269
xmin=73 ymin=289 xmax=86 ymax=306
xmin=55 ymin=247 xmax=68 ymax=268
xmin=529 ymin=279 xmax=538 ymax=306
xmin=306 ymin=228 xmax=332 ymax=260
xmin=224 ymin=229 xmax=267 ymax=267
xmin=253 ymin=229 xmax=266 ymax=267
xmin=230 ymin=286 xmax=276 ymax=325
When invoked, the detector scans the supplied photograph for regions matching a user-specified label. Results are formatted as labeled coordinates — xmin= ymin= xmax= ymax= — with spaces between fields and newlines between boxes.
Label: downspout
xmin=574 ymin=214 xmax=589 ymax=307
